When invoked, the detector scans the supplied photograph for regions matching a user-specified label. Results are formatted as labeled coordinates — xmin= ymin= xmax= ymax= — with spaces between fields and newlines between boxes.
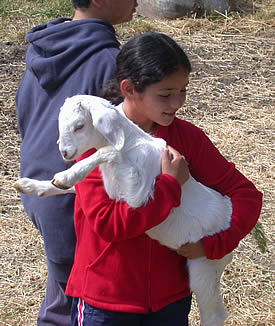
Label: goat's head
xmin=58 ymin=95 xmax=125 ymax=161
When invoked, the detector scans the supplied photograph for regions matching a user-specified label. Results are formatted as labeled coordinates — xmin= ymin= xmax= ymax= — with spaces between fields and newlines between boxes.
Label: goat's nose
xmin=61 ymin=150 xmax=67 ymax=159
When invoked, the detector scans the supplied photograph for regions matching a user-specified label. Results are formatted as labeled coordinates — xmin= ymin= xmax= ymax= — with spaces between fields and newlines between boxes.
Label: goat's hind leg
xmin=188 ymin=257 xmax=229 ymax=326
xmin=52 ymin=146 xmax=120 ymax=189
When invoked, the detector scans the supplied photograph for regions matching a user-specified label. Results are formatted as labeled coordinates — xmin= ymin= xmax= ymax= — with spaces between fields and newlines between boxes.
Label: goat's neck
xmin=100 ymin=113 xmax=166 ymax=207
xmin=94 ymin=129 xmax=111 ymax=150
xmin=121 ymin=113 xmax=164 ymax=151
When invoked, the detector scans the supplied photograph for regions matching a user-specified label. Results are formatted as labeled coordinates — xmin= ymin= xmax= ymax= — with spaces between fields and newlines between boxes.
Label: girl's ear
xmin=120 ymin=79 xmax=135 ymax=99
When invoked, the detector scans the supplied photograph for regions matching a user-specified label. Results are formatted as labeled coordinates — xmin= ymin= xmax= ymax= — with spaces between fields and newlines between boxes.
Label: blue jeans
xmin=71 ymin=296 xmax=192 ymax=326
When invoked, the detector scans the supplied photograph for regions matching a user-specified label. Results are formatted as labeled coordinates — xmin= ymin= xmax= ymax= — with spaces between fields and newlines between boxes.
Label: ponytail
xmin=100 ymin=80 xmax=124 ymax=106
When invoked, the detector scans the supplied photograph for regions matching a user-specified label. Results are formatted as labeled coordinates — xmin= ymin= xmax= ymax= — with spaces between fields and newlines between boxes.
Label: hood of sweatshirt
xmin=25 ymin=17 xmax=120 ymax=89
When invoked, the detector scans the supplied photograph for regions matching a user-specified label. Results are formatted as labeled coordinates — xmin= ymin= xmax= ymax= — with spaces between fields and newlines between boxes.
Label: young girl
xmin=65 ymin=32 xmax=262 ymax=326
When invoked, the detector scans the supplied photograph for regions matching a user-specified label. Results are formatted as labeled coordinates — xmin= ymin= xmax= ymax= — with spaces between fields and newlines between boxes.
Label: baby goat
xmin=15 ymin=95 xmax=233 ymax=326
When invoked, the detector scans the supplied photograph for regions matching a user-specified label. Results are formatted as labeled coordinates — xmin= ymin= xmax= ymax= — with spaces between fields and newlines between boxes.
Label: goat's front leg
xmin=52 ymin=146 xmax=120 ymax=189
xmin=14 ymin=178 xmax=75 ymax=197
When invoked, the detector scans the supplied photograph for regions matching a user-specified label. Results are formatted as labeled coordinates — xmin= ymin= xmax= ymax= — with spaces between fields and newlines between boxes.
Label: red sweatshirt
xmin=65 ymin=117 xmax=262 ymax=313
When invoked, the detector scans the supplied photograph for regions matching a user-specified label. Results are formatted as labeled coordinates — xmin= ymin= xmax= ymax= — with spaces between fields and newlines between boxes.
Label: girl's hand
xmin=161 ymin=146 xmax=189 ymax=185
xmin=176 ymin=240 xmax=205 ymax=259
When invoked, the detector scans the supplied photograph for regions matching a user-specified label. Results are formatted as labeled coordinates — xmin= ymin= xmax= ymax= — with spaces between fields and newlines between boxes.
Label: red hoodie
xmin=65 ymin=117 xmax=262 ymax=313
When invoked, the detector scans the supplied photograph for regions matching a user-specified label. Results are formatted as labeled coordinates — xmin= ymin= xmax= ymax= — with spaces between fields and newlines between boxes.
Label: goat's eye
xmin=74 ymin=124 xmax=84 ymax=132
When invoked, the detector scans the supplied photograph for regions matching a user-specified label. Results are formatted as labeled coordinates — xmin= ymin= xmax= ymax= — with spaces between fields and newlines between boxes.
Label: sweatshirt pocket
xmin=83 ymin=242 xmax=119 ymax=301
xmin=86 ymin=242 xmax=113 ymax=271
xmin=83 ymin=241 xmax=144 ymax=305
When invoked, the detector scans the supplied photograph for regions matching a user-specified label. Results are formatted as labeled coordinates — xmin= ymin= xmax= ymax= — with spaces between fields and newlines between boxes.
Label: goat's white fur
xmin=15 ymin=95 xmax=233 ymax=326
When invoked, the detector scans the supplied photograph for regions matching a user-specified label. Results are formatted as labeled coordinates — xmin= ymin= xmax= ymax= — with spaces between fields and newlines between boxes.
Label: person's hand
xmin=161 ymin=146 xmax=189 ymax=185
xmin=176 ymin=240 xmax=205 ymax=259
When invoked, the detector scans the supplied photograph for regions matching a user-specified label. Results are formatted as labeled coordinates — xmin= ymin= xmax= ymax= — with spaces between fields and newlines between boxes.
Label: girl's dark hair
xmin=72 ymin=0 xmax=90 ymax=9
xmin=101 ymin=32 xmax=192 ymax=105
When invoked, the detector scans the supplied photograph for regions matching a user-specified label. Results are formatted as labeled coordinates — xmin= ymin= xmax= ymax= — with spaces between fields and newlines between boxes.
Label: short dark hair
xmin=101 ymin=32 xmax=192 ymax=105
xmin=72 ymin=0 xmax=90 ymax=9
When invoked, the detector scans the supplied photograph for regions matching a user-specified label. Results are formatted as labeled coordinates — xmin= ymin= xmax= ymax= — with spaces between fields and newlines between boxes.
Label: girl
xmin=65 ymin=32 xmax=262 ymax=325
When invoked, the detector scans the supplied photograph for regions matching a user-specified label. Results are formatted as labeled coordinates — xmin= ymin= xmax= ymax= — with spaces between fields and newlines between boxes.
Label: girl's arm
xmin=186 ymin=126 xmax=263 ymax=260
xmin=75 ymin=148 xmax=186 ymax=243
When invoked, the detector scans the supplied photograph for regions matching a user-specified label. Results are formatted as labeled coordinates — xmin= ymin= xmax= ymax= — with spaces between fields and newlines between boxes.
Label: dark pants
xmin=37 ymin=259 xmax=73 ymax=326
xmin=71 ymin=296 xmax=192 ymax=326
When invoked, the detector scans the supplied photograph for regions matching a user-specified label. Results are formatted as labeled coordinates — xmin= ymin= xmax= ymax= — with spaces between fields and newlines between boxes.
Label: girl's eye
xmin=159 ymin=90 xmax=187 ymax=98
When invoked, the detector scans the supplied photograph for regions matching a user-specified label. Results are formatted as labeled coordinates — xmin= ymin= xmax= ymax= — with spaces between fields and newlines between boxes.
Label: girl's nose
xmin=170 ymin=95 xmax=185 ymax=109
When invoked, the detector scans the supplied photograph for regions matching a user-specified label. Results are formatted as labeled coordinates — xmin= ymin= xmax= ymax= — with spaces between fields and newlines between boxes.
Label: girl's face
xmin=122 ymin=67 xmax=190 ymax=134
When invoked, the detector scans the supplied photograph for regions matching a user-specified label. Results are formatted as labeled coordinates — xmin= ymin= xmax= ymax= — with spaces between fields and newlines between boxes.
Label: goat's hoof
xmin=51 ymin=178 xmax=71 ymax=190
xmin=13 ymin=178 xmax=35 ymax=194
xmin=14 ymin=182 xmax=24 ymax=193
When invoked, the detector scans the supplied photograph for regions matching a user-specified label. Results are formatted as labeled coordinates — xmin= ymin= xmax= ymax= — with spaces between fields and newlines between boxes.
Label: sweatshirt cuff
xmin=157 ymin=174 xmax=182 ymax=207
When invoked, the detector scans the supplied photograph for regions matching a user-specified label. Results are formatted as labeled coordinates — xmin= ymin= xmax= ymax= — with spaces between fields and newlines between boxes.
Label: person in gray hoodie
xmin=15 ymin=1 xmax=137 ymax=325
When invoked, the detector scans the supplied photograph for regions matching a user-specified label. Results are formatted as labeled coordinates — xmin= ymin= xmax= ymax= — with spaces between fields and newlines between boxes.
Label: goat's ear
xmin=89 ymin=99 xmax=125 ymax=150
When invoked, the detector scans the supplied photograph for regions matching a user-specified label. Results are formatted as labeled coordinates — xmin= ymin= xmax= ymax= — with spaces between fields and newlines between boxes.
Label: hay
xmin=170 ymin=26 xmax=275 ymax=326
xmin=0 ymin=3 xmax=274 ymax=325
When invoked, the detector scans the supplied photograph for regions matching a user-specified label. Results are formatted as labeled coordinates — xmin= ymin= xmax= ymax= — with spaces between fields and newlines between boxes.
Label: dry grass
xmin=0 ymin=1 xmax=274 ymax=325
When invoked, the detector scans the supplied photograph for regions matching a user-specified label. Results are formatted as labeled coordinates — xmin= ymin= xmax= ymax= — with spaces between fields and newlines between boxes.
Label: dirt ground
xmin=0 ymin=18 xmax=274 ymax=326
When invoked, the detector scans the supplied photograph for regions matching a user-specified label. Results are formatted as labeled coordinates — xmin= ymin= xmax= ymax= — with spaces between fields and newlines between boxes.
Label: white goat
xmin=15 ymin=95 xmax=233 ymax=326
